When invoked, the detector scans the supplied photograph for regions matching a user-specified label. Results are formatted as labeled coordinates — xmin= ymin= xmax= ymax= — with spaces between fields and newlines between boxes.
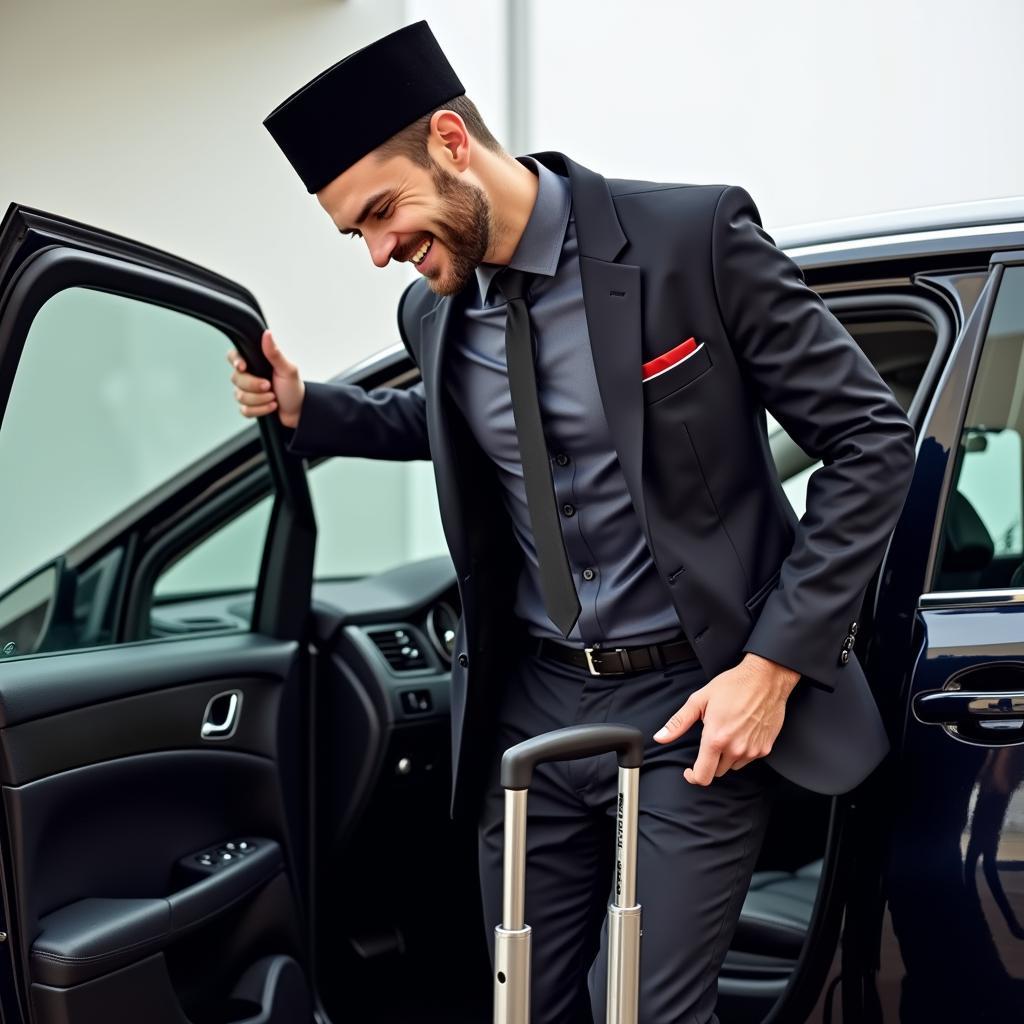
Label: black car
xmin=0 ymin=197 xmax=1022 ymax=1024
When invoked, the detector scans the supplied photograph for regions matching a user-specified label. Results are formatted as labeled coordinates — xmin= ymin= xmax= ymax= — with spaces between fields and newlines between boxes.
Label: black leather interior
xmin=733 ymin=858 xmax=822 ymax=960
xmin=0 ymin=633 xmax=298 ymax=728
xmin=31 ymin=840 xmax=283 ymax=986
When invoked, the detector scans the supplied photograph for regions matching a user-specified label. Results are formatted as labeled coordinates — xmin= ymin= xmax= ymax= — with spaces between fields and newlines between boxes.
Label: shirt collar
xmin=474 ymin=155 xmax=572 ymax=305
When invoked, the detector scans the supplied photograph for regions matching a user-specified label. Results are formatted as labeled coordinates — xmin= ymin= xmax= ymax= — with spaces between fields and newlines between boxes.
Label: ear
xmin=428 ymin=109 xmax=471 ymax=170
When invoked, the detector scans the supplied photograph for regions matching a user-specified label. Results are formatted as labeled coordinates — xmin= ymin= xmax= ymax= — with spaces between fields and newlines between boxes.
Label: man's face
xmin=318 ymin=149 xmax=492 ymax=296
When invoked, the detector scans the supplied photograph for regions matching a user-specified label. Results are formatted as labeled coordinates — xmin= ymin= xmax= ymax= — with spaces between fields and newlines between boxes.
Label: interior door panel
xmin=1 ymin=648 xmax=311 ymax=1024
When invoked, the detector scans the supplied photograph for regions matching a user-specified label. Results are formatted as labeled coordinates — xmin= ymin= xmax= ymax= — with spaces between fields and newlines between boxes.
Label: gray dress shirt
xmin=445 ymin=157 xmax=684 ymax=648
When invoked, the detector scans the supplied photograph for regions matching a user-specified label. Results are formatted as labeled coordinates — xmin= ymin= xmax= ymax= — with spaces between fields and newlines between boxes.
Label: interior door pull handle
xmin=201 ymin=690 xmax=242 ymax=740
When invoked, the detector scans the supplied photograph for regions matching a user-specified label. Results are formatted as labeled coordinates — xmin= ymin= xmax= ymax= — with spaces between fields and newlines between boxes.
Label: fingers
xmin=653 ymin=690 xmax=704 ymax=744
xmin=705 ymin=749 xmax=764 ymax=782
xmin=233 ymin=370 xmax=272 ymax=393
xmin=227 ymin=347 xmax=276 ymax=418
xmin=235 ymin=387 xmax=274 ymax=407
xmin=226 ymin=349 xmax=263 ymax=389
xmin=684 ymin=738 xmax=721 ymax=786
xmin=238 ymin=396 xmax=277 ymax=418
xmin=235 ymin=393 xmax=276 ymax=417
xmin=225 ymin=349 xmax=246 ymax=374
xmin=262 ymin=329 xmax=296 ymax=375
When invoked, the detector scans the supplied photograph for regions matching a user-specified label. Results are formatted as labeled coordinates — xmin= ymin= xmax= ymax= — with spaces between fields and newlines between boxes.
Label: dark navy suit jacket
xmin=290 ymin=151 xmax=918 ymax=820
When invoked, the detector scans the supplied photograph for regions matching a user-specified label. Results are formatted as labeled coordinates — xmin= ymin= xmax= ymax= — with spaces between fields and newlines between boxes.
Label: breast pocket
xmin=642 ymin=342 xmax=713 ymax=405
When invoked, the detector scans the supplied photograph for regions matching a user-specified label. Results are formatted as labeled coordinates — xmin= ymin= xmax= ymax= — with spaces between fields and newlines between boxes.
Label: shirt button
xmin=554 ymin=453 xmax=570 ymax=466
xmin=582 ymin=567 xmax=596 ymax=581
xmin=562 ymin=503 xmax=576 ymax=517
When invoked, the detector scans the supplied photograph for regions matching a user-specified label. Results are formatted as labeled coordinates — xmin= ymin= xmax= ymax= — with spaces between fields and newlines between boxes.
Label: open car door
xmin=0 ymin=205 xmax=316 ymax=1024
xmin=863 ymin=250 xmax=1024 ymax=1019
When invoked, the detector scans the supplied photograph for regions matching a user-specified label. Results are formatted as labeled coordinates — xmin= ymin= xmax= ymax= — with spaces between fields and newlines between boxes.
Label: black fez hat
xmin=263 ymin=20 xmax=465 ymax=194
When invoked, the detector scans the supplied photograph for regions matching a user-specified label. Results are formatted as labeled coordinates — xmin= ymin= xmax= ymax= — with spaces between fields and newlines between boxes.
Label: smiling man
xmin=235 ymin=19 xmax=917 ymax=1024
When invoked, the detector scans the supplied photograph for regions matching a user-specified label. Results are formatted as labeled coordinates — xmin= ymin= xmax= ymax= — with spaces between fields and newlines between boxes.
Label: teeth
xmin=411 ymin=238 xmax=432 ymax=265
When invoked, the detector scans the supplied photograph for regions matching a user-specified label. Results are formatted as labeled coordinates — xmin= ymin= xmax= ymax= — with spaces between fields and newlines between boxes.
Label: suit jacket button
xmin=849 ymin=620 xmax=859 ymax=635
xmin=839 ymin=648 xmax=850 ymax=665
xmin=458 ymin=653 xmax=469 ymax=668
xmin=842 ymin=635 xmax=855 ymax=651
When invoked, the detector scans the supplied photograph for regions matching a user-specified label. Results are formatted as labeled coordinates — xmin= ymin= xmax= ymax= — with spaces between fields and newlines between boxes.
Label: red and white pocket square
xmin=642 ymin=337 xmax=701 ymax=382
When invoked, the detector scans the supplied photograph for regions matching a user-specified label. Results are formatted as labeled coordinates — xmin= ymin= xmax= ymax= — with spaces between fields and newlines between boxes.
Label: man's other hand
xmin=653 ymin=653 xmax=800 ymax=784
xmin=227 ymin=329 xmax=305 ymax=429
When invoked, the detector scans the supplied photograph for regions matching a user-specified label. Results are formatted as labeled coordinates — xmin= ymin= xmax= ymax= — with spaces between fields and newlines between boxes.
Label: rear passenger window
xmin=934 ymin=266 xmax=1024 ymax=591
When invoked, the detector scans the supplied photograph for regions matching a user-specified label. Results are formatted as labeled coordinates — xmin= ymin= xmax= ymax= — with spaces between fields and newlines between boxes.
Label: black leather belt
xmin=531 ymin=633 xmax=696 ymax=676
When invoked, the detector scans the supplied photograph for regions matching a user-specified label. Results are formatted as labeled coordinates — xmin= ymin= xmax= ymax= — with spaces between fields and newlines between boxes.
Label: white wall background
xmin=2 ymin=0 xmax=1021 ymax=380
xmin=523 ymin=0 xmax=1024 ymax=228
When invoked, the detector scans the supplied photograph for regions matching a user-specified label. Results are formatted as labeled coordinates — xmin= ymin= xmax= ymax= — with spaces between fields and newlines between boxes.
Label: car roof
xmin=773 ymin=195 xmax=1024 ymax=252
xmin=341 ymin=195 xmax=1024 ymax=384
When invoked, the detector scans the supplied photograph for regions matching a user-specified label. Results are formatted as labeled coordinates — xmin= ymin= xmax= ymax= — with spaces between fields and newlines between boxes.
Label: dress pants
xmin=477 ymin=642 xmax=780 ymax=1024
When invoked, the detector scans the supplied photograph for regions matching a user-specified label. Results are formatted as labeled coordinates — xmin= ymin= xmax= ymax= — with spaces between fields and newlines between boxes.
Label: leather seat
xmin=731 ymin=859 xmax=822 ymax=960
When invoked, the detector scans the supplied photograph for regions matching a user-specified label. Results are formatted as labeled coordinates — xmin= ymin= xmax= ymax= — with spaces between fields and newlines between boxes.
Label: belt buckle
xmin=584 ymin=646 xmax=629 ymax=676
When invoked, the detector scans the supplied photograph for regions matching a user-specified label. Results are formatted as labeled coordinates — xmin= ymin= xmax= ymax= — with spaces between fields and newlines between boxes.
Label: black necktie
xmin=495 ymin=268 xmax=581 ymax=637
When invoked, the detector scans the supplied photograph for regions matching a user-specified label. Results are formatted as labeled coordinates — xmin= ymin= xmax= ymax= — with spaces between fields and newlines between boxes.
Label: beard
xmin=424 ymin=159 xmax=492 ymax=296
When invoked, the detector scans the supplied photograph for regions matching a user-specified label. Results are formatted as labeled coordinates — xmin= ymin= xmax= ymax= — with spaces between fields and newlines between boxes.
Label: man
xmin=235 ymin=20 xmax=917 ymax=1023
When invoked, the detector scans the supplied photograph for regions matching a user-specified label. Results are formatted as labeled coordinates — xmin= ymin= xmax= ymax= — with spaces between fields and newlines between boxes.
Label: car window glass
xmin=933 ymin=266 xmax=1024 ymax=591
xmin=0 ymin=286 xmax=249 ymax=657
xmin=309 ymin=455 xmax=448 ymax=578
xmin=150 ymin=448 xmax=449 ymax=613
xmin=154 ymin=500 xmax=274 ymax=601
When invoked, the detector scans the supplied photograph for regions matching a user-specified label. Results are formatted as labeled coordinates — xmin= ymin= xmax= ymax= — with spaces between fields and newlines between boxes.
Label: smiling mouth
xmin=410 ymin=236 xmax=433 ymax=265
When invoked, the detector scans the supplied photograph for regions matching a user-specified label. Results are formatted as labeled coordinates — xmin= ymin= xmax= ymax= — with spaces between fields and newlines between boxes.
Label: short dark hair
xmin=374 ymin=94 xmax=506 ymax=167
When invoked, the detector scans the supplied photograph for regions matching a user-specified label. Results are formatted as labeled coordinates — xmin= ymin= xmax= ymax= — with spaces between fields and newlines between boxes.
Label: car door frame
xmin=0 ymin=206 xmax=315 ymax=647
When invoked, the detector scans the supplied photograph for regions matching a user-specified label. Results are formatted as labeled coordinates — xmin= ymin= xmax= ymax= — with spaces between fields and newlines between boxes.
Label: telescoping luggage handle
xmin=494 ymin=724 xmax=645 ymax=1024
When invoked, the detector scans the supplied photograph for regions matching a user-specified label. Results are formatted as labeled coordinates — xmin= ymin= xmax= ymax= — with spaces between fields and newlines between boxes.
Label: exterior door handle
xmin=914 ymin=690 xmax=1024 ymax=740
xmin=201 ymin=690 xmax=243 ymax=740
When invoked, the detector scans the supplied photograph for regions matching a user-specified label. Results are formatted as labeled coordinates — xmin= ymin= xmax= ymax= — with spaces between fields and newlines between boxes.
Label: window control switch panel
xmin=181 ymin=837 xmax=260 ymax=875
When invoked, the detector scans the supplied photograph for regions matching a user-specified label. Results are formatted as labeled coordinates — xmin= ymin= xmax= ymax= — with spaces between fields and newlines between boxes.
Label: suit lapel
xmin=577 ymin=257 xmax=649 ymax=540
xmin=420 ymin=291 xmax=453 ymax=435
xmin=419 ymin=290 xmax=471 ymax=572
xmin=531 ymin=151 xmax=652 ymax=546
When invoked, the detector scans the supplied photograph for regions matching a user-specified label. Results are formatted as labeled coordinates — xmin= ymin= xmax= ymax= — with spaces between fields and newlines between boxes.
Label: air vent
xmin=367 ymin=627 xmax=430 ymax=672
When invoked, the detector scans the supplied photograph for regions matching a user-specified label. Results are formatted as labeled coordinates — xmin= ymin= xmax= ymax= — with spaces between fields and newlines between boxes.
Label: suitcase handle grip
xmin=500 ymin=723 xmax=644 ymax=790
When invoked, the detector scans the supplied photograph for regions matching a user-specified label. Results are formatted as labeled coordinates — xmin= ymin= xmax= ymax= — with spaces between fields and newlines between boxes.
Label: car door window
xmin=153 ymin=448 xmax=448 ymax=609
xmin=308 ymin=454 xmax=447 ymax=577
xmin=0 ymin=285 xmax=251 ymax=657
xmin=933 ymin=265 xmax=1024 ymax=591
xmin=154 ymin=500 xmax=273 ymax=598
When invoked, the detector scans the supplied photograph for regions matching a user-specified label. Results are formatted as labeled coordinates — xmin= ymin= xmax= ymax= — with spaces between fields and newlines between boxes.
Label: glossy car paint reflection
xmin=863 ymin=259 xmax=1024 ymax=1020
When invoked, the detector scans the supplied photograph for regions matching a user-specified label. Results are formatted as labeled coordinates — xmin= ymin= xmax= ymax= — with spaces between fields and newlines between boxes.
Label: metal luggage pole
xmin=607 ymin=760 xmax=641 ymax=1024
xmin=493 ymin=724 xmax=645 ymax=1024
xmin=493 ymin=786 xmax=531 ymax=1024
